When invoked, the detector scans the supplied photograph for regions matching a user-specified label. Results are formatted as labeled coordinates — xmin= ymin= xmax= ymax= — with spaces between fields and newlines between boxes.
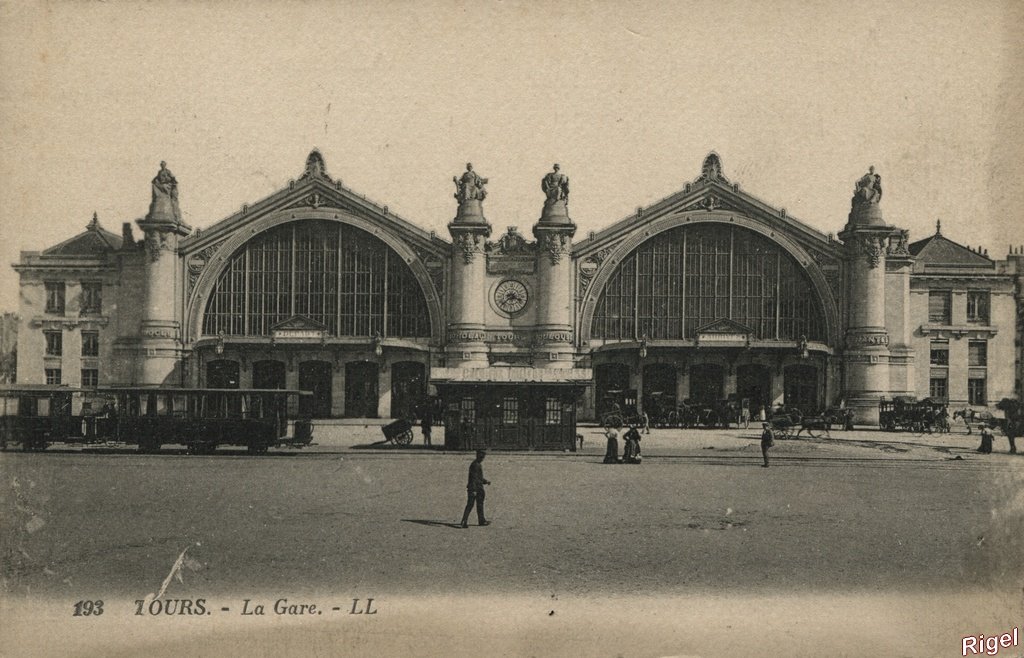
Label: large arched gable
xmin=578 ymin=212 xmax=841 ymax=346
xmin=185 ymin=208 xmax=444 ymax=344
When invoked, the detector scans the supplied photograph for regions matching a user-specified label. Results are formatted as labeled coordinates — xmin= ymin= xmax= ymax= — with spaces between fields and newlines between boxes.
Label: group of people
xmin=603 ymin=425 xmax=643 ymax=464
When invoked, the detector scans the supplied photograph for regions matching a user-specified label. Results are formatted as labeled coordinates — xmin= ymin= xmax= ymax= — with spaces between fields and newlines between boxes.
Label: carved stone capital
xmin=538 ymin=232 xmax=571 ymax=266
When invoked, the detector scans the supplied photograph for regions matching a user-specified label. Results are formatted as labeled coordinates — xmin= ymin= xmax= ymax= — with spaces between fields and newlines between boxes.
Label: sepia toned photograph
xmin=1 ymin=2 xmax=1022 ymax=656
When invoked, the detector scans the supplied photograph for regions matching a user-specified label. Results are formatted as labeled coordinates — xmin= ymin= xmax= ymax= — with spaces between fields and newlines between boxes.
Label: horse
xmin=995 ymin=398 xmax=1023 ymax=454
xmin=795 ymin=413 xmax=832 ymax=438
xmin=953 ymin=408 xmax=977 ymax=434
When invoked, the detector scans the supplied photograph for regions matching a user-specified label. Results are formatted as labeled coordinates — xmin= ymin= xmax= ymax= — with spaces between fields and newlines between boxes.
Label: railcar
xmin=0 ymin=386 xmax=312 ymax=454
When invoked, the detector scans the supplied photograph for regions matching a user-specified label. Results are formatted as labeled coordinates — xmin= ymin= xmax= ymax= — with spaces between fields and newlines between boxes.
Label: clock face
xmin=494 ymin=279 xmax=529 ymax=314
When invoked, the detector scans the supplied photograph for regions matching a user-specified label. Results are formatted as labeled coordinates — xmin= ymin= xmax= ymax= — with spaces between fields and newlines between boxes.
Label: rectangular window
xmin=929 ymin=341 xmax=949 ymax=366
xmin=81 ymin=331 xmax=99 ymax=357
xmin=545 ymin=398 xmax=562 ymax=425
xmin=966 ymin=291 xmax=989 ymax=324
xmin=44 ymin=330 xmax=62 ymax=356
xmin=501 ymin=397 xmax=519 ymax=425
xmin=45 ymin=282 xmax=66 ymax=314
xmin=45 ymin=368 xmax=61 ymax=385
xmin=929 ymin=376 xmax=948 ymax=401
xmin=968 ymin=378 xmax=986 ymax=406
xmin=927 ymin=291 xmax=951 ymax=324
xmin=460 ymin=398 xmax=476 ymax=424
xmin=81 ymin=282 xmax=102 ymax=314
xmin=968 ymin=341 xmax=987 ymax=367
xmin=81 ymin=369 xmax=99 ymax=387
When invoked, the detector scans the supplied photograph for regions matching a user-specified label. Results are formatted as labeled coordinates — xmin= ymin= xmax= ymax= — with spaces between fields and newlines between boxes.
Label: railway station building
xmin=12 ymin=151 xmax=1024 ymax=425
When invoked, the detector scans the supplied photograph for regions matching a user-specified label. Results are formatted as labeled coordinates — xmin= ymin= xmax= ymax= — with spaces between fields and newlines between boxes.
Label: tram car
xmin=878 ymin=396 xmax=946 ymax=433
xmin=0 ymin=385 xmax=313 ymax=454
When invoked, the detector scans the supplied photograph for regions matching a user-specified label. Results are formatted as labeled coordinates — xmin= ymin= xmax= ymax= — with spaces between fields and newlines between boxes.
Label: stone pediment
xmin=695 ymin=319 xmax=754 ymax=335
xmin=909 ymin=229 xmax=993 ymax=268
xmin=271 ymin=316 xmax=327 ymax=331
xmin=573 ymin=152 xmax=838 ymax=261
xmin=42 ymin=213 xmax=123 ymax=256
xmin=180 ymin=150 xmax=448 ymax=258
xmin=270 ymin=316 xmax=327 ymax=342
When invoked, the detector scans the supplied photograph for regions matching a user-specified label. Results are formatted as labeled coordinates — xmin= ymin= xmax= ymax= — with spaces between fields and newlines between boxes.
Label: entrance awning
xmin=430 ymin=367 xmax=592 ymax=385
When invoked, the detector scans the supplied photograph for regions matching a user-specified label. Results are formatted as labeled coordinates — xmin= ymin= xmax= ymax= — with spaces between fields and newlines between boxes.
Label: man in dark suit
xmin=460 ymin=449 xmax=491 ymax=528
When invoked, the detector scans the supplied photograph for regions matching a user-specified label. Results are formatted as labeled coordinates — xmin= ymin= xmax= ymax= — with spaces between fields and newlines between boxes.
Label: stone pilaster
xmin=532 ymin=165 xmax=576 ymax=368
xmin=839 ymin=226 xmax=893 ymax=424
xmin=884 ymin=230 xmax=915 ymax=397
xmin=136 ymin=218 xmax=190 ymax=384
xmin=447 ymin=167 xmax=492 ymax=368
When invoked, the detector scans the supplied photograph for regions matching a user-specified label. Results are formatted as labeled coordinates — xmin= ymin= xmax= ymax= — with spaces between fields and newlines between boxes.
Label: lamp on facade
xmin=216 ymin=330 xmax=225 ymax=355
xmin=799 ymin=334 xmax=809 ymax=360
xmin=639 ymin=334 xmax=648 ymax=360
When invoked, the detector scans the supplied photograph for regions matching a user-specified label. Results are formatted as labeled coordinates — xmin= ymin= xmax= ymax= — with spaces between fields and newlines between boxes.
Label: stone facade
xmin=11 ymin=151 xmax=1022 ymax=422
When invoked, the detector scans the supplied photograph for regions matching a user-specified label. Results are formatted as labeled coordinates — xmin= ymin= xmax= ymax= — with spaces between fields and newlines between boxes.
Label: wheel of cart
xmin=769 ymin=415 xmax=794 ymax=439
xmin=382 ymin=418 xmax=415 ymax=446
xmin=601 ymin=412 xmax=624 ymax=430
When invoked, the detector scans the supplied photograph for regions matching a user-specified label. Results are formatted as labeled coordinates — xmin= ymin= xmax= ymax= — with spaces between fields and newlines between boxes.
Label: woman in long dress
xmin=603 ymin=427 xmax=620 ymax=464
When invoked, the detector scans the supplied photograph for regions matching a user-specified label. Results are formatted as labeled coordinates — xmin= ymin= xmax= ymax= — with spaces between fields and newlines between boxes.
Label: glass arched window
xmin=592 ymin=224 xmax=825 ymax=341
xmin=203 ymin=220 xmax=430 ymax=338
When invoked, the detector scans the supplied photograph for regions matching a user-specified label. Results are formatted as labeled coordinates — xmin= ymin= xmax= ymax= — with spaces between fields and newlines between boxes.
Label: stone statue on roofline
xmin=852 ymin=166 xmax=883 ymax=207
xmin=541 ymin=164 xmax=570 ymax=204
xmin=147 ymin=161 xmax=182 ymax=223
xmin=453 ymin=163 xmax=488 ymax=203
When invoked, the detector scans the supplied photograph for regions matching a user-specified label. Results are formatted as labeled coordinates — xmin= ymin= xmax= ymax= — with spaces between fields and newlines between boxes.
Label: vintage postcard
xmin=1 ymin=2 xmax=1022 ymax=656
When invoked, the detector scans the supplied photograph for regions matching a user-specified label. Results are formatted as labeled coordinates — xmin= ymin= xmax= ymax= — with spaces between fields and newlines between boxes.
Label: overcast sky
xmin=1 ymin=1 xmax=1022 ymax=312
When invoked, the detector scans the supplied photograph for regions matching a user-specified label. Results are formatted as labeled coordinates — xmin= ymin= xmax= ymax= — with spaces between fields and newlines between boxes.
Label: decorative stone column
xmin=137 ymin=161 xmax=191 ymax=385
xmin=532 ymin=164 xmax=576 ymax=369
xmin=446 ymin=163 xmax=491 ymax=368
xmin=884 ymin=229 xmax=915 ymax=397
xmin=838 ymin=166 xmax=892 ymax=424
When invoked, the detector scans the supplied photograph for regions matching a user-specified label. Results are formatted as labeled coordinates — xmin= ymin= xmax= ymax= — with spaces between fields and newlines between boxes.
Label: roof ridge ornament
xmin=300 ymin=149 xmax=331 ymax=182
xmin=936 ymin=219 xmax=942 ymax=235
xmin=696 ymin=152 xmax=729 ymax=184
xmin=88 ymin=212 xmax=99 ymax=230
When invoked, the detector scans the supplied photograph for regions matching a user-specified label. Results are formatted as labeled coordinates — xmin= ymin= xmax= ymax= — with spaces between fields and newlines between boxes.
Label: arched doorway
xmin=345 ymin=361 xmax=379 ymax=418
xmin=689 ymin=364 xmax=723 ymax=404
xmin=207 ymin=360 xmax=239 ymax=389
xmin=391 ymin=361 xmax=425 ymax=420
xmin=595 ymin=362 xmax=632 ymax=417
xmin=737 ymin=364 xmax=771 ymax=410
xmin=252 ymin=360 xmax=286 ymax=390
xmin=642 ymin=363 xmax=677 ymax=423
xmin=298 ymin=360 xmax=332 ymax=418
xmin=784 ymin=364 xmax=819 ymax=413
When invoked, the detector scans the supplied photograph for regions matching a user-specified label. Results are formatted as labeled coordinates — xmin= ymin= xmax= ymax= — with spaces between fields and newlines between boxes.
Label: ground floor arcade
xmin=582 ymin=347 xmax=837 ymax=421
xmin=190 ymin=343 xmax=432 ymax=419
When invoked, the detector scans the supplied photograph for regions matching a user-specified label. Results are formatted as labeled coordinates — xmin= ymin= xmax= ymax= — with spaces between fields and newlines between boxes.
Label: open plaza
xmin=2 ymin=423 xmax=1022 ymax=656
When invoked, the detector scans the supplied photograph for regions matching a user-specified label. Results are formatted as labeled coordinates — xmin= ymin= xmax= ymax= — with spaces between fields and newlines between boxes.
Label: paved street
xmin=2 ymin=425 xmax=1022 ymax=657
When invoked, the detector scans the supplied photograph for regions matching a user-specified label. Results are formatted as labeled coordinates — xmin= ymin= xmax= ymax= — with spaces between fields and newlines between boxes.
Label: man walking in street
xmin=760 ymin=422 xmax=775 ymax=467
xmin=460 ymin=449 xmax=490 ymax=528
xmin=420 ymin=405 xmax=433 ymax=447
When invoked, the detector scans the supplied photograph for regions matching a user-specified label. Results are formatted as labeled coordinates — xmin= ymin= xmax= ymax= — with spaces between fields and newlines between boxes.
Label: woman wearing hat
xmin=977 ymin=423 xmax=993 ymax=454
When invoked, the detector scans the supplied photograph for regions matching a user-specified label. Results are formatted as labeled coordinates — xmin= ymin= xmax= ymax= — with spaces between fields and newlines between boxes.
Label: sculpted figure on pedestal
xmin=148 ymin=161 xmax=182 ymax=222
xmin=541 ymin=164 xmax=570 ymax=203
xmin=453 ymin=163 xmax=488 ymax=203
xmin=852 ymin=166 xmax=883 ymax=208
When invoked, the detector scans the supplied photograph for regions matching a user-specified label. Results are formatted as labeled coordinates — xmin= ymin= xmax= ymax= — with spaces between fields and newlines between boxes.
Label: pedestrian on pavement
xmin=740 ymin=398 xmax=750 ymax=429
xmin=641 ymin=410 xmax=651 ymax=435
xmin=460 ymin=449 xmax=490 ymax=528
xmin=760 ymin=422 xmax=775 ymax=467
xmin=603 ymin=427 xmax=620 ymax=464
xmin=623 ymin=425 xmax=642 ymax=464
xmin=421 ymin=406 xmax=434 ymax=447
xmin=977 ymin=423 xmax=993 ymax=454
